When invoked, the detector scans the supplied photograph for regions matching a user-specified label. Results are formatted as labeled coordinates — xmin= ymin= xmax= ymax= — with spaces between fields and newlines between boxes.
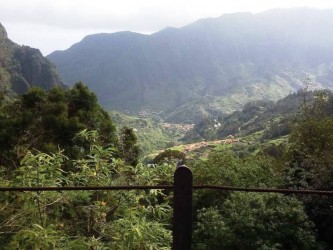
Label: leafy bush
xmin=0 ymin=130 xmax=173 ymax=249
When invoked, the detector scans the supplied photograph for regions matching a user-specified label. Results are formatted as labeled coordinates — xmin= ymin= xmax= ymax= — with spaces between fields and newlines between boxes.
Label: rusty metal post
xmin=173 ymin=165 xmax=193 ymax=250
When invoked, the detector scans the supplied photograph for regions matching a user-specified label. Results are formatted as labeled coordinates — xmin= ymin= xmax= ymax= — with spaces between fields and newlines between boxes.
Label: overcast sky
xmin=1 ymin=0 xmax=333 ymax=55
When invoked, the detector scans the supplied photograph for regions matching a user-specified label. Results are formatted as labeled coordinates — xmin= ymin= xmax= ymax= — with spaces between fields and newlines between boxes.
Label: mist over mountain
xmin=48 ymin=8 xmax=333 ymax=121
xmin=0 ymin=23 xmax=64 ymax=95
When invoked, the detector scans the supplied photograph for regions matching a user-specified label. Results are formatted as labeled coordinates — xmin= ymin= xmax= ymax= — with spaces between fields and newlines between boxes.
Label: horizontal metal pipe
xmin=0 ymin=185 xmax=174 ymax=192
xmin=193 ymin=185 xmax=333 ymax=196
xmin=0 ymin=185 xmax=332 ymax=196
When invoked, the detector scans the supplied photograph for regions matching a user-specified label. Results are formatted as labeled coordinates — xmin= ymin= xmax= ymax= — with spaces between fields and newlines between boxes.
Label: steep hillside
xmin=0 ymin=22 xmax=64 ymax=96
xmin=110 ymin=111 xmax=190 ymax=154
xmin=182 ymin=89 xmax=333 ymax=143
xmin=48 ymin=8 xmax=333 ymax=120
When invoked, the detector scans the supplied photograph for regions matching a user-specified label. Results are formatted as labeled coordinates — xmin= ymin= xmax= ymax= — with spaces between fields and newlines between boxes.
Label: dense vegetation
xmin=183 ymin=89 xmax=333 ymax=249
xmin=0 ymin=84 xmax=332 ymax=249
xmin=1 ymin=7 xmax=333 ymax=249
xmin=110 ymin=111 xmax=181 ymax=155
xmin=0 ymin=82 xmax=117 ymax=172
xmin=0 ymin=131 xmax=174 ymax=249
xmin=183 ymin=89 xmax=333 ymax=143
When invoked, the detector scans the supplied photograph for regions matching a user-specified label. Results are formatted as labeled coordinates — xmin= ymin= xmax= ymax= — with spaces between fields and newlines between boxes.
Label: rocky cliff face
xmin=0 ymin=22 xmax=64 ymax=95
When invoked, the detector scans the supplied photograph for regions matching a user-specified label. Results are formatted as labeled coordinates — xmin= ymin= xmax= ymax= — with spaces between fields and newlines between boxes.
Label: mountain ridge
xmin=0 ymin=22 xmax=64 ymax=95
xmin=48 ymin=8 xmax=333 ymax=122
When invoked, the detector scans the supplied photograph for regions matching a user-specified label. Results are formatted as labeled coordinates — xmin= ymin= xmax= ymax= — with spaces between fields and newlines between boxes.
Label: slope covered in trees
xmin=48 ymin=8 xmax=333 ymax=122
xmin=182 ymin=89 xmax=333 ymax=143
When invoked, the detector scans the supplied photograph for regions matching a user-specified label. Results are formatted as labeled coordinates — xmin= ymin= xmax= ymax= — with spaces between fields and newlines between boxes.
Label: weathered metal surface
xmin=173 ymin=165 xmax=193 ymax=250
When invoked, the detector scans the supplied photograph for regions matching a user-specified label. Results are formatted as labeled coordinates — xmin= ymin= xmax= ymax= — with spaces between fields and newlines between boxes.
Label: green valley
xmin=1 ymin=7 xmax=333 ymax=249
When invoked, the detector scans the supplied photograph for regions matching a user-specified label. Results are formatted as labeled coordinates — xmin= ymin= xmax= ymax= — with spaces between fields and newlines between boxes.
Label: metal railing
xmin=1 ymin=165 xmax=332 ymax=249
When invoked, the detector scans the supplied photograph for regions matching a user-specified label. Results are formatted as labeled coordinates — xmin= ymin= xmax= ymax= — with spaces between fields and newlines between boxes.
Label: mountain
xmin=0 ymin=22 xmax=64 ymax=96
xmin=48 ymin=8 xmax=333 ymax=121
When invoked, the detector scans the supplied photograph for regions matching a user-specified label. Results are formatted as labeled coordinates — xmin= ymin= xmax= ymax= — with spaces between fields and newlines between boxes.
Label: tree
xmin=0 ymin=82 xmax=117 ymax=172
xmin=286 ymin=91 xmax=333 ymax=189
xmin=193 ymin=193 xmax=317 ymax=250
xmin=285 ymin=90 xmax=333 ymax=248
xmin=152 ymin=149 xmax=186 ymax=165
xmin=191 ymin=151 xmax=318 ymax=249
xmin=119 ymin=126 xmax=140 ymax=166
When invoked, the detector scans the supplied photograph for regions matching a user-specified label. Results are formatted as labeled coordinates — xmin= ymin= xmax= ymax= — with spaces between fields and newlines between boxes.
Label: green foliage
xmin=286 ymin=91 xmax=333 ymax=189
xmin=182 ymin=91 xmax=304 ymax=143
xmin=284 ymin=89 xmax=333 ymax=248
xmin=193 ymin=151 xmax=283 ymax=188
xmin=19 ymin=151 xmax=65 ymax=183
xmin=1 ymin=81 xmax=332 ymax=249
xmin=152 ymin=149 xmax=186 ymax=165
xmin=0 ymin=83 xmax=117 ymax=171
xmin=0 ymin=130 xmax=173 ymax=249
xmin=191 ymin=151 xmax=318 ymax=249
xmin=8 ymin=224 xmax=65 ymax=250
xmin=119 ymin=126 xmax=140 ymax=166
xmin=110 ymin=111 xmax=181 ymax=155
xmin=193 ymin=194 xmax=317 ymax=250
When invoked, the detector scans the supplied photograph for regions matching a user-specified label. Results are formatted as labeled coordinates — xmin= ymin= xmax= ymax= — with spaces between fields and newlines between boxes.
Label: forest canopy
xmin=0 ymin=82 xmax=118 ymax=172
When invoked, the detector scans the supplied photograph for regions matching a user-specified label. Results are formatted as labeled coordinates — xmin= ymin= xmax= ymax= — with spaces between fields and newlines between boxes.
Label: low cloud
xmin=1 ymin=0 xmax=333 ymax=55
